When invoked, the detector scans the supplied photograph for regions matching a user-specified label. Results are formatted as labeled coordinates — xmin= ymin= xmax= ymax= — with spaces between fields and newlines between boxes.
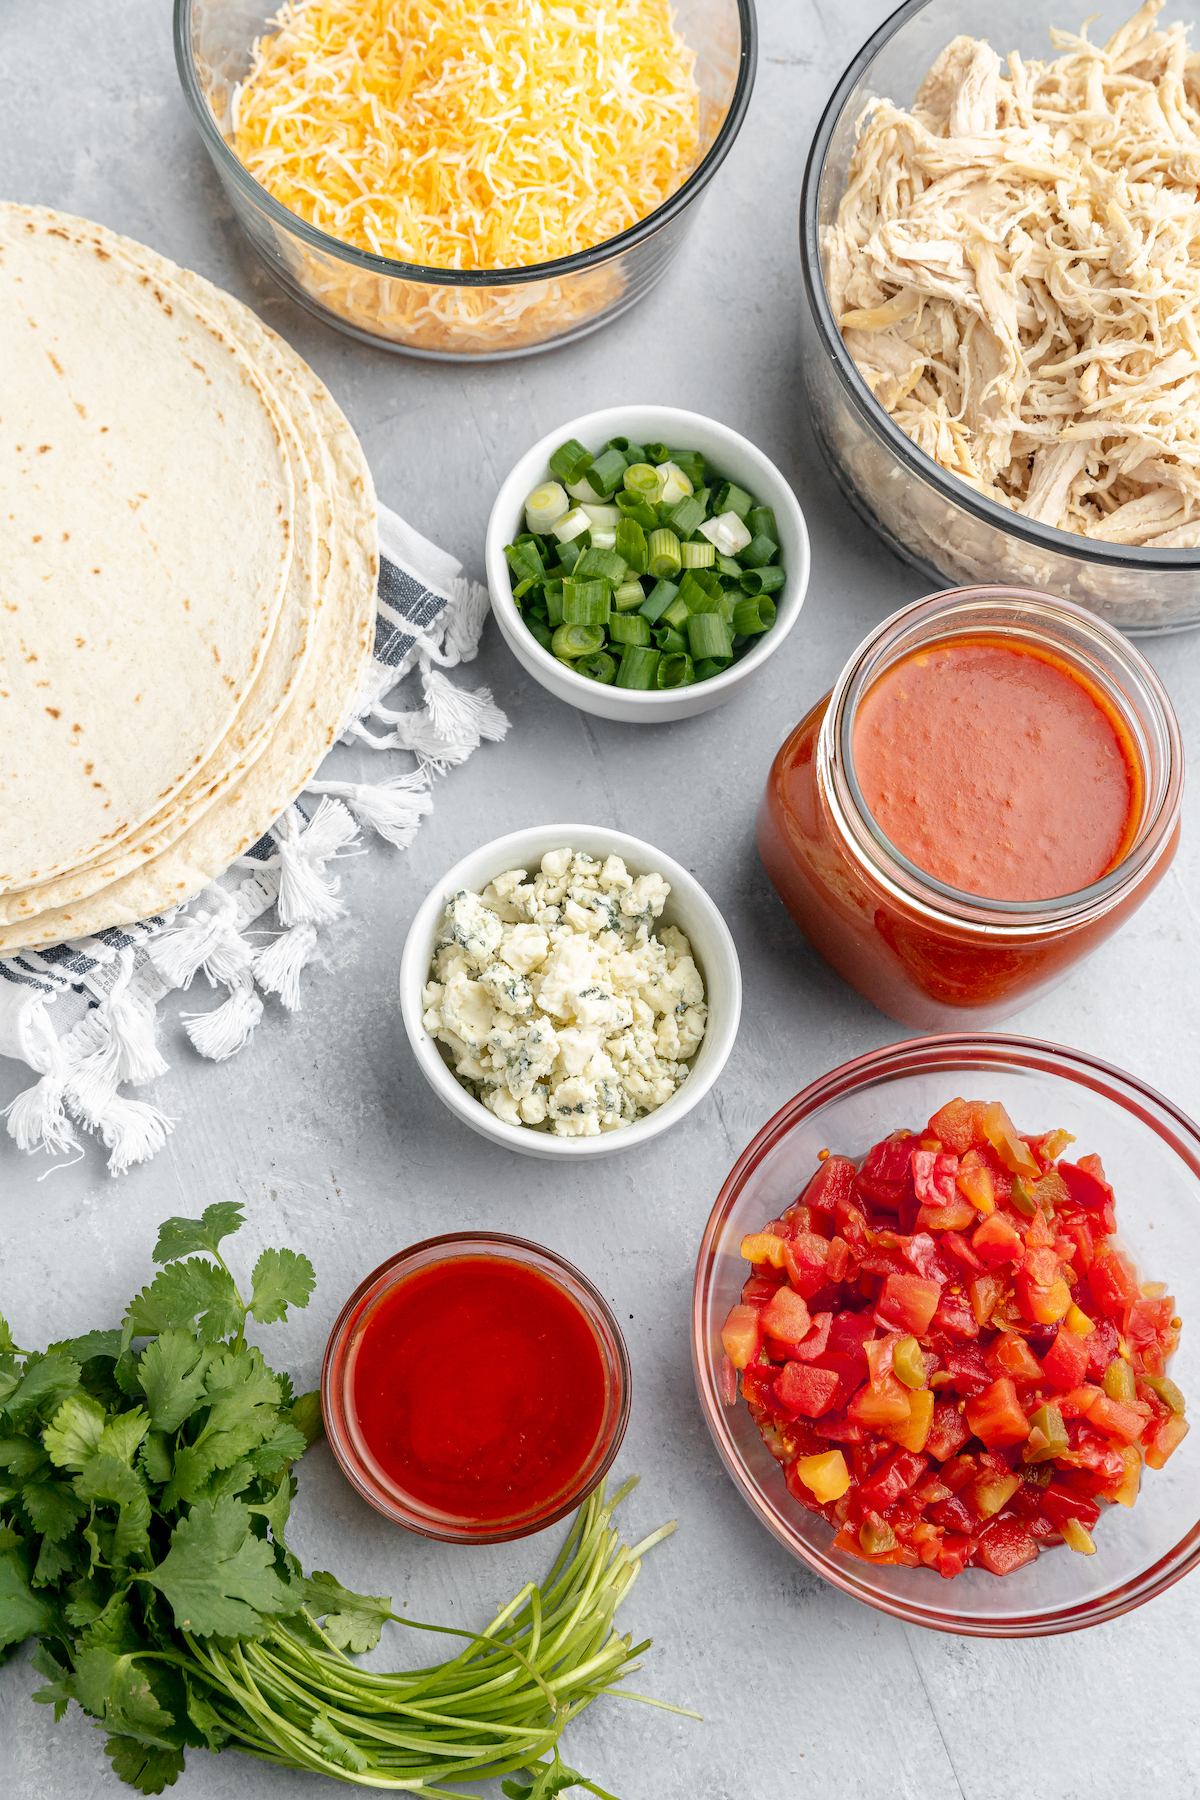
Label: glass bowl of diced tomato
xmin=691 ymin=1034 xmax=1199 ymax=1636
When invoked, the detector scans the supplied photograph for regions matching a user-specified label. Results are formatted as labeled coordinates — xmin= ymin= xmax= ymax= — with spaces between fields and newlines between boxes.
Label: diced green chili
xmin=1143 ymin=1375 xmax=1186 ymax=1414
xmin=1023 ymin=1403 xmax=1069 ymax=1462
xmin=1103 ymin=1357 xmax=1137 ymax=1404
xmin=1009 ymin=1177 xmax=1038 ymax=1218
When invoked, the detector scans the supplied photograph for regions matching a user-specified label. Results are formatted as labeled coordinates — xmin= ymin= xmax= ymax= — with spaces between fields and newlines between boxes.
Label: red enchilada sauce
xmin=351 ymin=1255 xmax=608 ymax=1525
xmin=852 ymin=640 xmax=1141 ymax=902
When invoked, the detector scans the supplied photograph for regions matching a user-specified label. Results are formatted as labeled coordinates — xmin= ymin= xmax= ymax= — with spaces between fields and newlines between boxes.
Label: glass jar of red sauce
xmin=758 ymin=587 xmax=1183 ymax=1029
xmin=321 ymin=1232 xmax=630 ymax=1544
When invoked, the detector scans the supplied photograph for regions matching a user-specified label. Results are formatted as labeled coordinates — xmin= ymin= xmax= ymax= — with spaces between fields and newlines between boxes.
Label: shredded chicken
xmin=827 ymin=1 xmax=1200 ymax=544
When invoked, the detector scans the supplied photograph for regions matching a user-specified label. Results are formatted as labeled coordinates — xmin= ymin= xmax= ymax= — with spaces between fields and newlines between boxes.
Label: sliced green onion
xmin=693 ymin=656 xmax=733 ymax=681
xmin=654 ymin=625 xmax=688 ymax=655
xmin=623 ymin=462 xmax=662 ymax=503
xmin=679 ymin=539 xmax=715 ymax=569
xmin=555 ymin=539 xmax=583 ymax=573
xmin=747 ymin=504 xmax=778 ymax=541
xmin=647 ymin=527 xmax=682 ymax=579
xmin=716 ymin=552 xmax=744 ymax=577
xmin=667 ymin=449 xmax=706 ymax=487
xmin=552 ymin=621 xmax=606 ymax=658
xmin=639 ymin=578 xmax=679 ymax=623
xmin=644 ymin=441 xmax=671 ymax=464
xmin=657 ymin=652 xmax=696 ymax=689
xmin=505 ymin=538 xmax=545 ymax=584
xmin=567 ymin=474 xmax=601 ymax=501
xmin=615 ymin=491 xmax=660 ymax=530
xmin=711 ymin=481 xmax=754 ymax=520
xmin=699 ymin=510 xmax=753 ymax=557
xmin=615 ymin=645 xmax=661 ymax=689
xmin=549 ymin=438 xmax=594 ymax=485
xmin=603 ymin=436 xmax=633 ymax=452
xmin=733 ymin=594 xmax=777 ymax=635
xmin=610 ymin=613 xmax=652 ymax=647
xmin=575 ymin=650 xmax=618 ymax=684
xmin=581 ymin=502 xmax=621 ymax=531
xmin=512 ymin=575 xmax=539 ymax=601
xmin=666 ymin=495 xmax=705 ymax=539
xmin=737 ymin=532 xmax=779 ymax=568
xmin=741 ymin=564 xmax=786 ymax=595
xmin=615 ymin=517 xmax=648 ymax=574
xmin=585 ymin=447 xmax=628 ymax=497
xmin=718 ymin=591 xmax=738 ymax=624
xmin=545 ymin=583 xmax=565 ymax=627
xmin=589 ymin=529 xmax=617 ymax=550
xmin=524 ymin=481 xmax=570 ymax=533
xmin=527 ymin=617 xmax=554 ymax=651
xmin=562 ymin=579 xmax=611 ymax=625
xmin=621 ymin=442 xmax=647 ymax=465
xmin=613 ymin=579 xmax=648 ymax=611
xmin=687 ymin=612 xmax=733 ymax=661
xmin=574 ymin=546 xmax=628 ymax=585
xmin=658 ymin=461 xmax=694 ymax=506
xmin=553 ymin=506 xmax=592 ymax=543
xmin=694 ymin=486 xmax=711 ymax=516
xmin=678 ymin=569 xmax=723 ymax=613
xmin=658 ymin=594 xmax=690 ymax=630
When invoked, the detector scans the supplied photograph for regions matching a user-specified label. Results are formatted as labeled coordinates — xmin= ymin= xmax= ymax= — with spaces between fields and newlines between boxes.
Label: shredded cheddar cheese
xmin=233 ymin=0 xmax=700 ymax=273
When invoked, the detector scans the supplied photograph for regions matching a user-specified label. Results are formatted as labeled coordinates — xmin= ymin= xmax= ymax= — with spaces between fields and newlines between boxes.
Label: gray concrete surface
xmin=3 ymin=2 xmax=1200 ymax=1796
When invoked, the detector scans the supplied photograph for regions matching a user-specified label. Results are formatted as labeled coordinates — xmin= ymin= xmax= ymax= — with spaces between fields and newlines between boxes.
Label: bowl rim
xmin=691 ymin=1030 xmax=1200 ymax=1637
xmin=398 ymin=821 xmax=742 ymax=1157
xmin=798 ymin=0 xmax=1200 ymax=572
xmin=484 ymin=404 xmax=811 ymax=714
xmin=174 ymin=0 xmax=759 ymax=289
xmin=320 ymin=1230 xmax=632 ymax=1543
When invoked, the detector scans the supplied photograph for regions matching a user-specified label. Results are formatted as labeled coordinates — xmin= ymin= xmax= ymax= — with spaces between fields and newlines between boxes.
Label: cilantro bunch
xmin=0 ymin=1204 xmax=686 ymax=1796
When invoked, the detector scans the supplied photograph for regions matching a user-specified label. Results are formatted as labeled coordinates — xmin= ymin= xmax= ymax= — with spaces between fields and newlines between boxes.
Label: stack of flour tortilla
xmin=0 ymin=204 xmax=378 ymax=955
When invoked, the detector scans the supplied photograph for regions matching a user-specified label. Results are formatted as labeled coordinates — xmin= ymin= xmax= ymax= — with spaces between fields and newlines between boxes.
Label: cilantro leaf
xmin=48 ymin=1330 xmax=124 ymax=1365
xmin=503 ymin=1755 xmax=613 ymax=1800
xmin=0 ymin=1314 xmax=21 ymax=1354
xmin=74 ymin=1642 xmax=181 ymax=1746
xmin=21 ymin=1480 xmax=88 ymax=1543
xmin=302 ymin=1571 xmax=393 ymax=1654
xmin=137 ymin=1332 xmax=211 ymax=1435
xmin=33 ymin=1534 xmax=78 ymax=1588
xmin=248 ymin=1248 xmax=315 ymax=1325
xmin=122 ymin=1261 xmax=243 ymax=1351
xmin=104 ymin=1738 xmax=185 ymax=1796
xmin=288 ymin=1389 xmax=324 ymax=1449
xmin=31 ymin=1640 xmax=74 ymax=1719
xmin=0 ymin=1434 xmax=50 ymax=1480
xmin=184 ymin=1678 xmax=229 ymax=1752
xmin=143 ymin=1496 xmax=299 ymax=1638
xmin=44 ymin=1394 xmax=106 ymax=1470
xmin=140 ymin=1433 xmax=173 ymax=1487
xmin=74 ymin=1456 xmax=152 ymax=1565
xmin=3 ymin=1355 xmax=82 ymax=1427
xmin=0 ymin=1357 xmax=21 ymax=1409
xmin=98 ymin=1410 xmax=151 ymax=1468
xmin=160 ymin=1347 xmax=284 ymax=1509
xmin=0 ymin=1543 xmax=57 ymax=1649
xmin=310 ymin=1712 xmax=372 ymax=1772
xmin=153 ymin=1203 xmax=245 ymax=1266
xmin=245 ymin=1473 xmax=293 ymax=1545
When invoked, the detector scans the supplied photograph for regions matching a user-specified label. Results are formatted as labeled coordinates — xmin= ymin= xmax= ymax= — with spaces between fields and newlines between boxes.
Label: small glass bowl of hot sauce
xmin=757 ymin=586 xmax=1183 ymax=1029
xmin=321 ymin=1233 xmax=631 ymax=1544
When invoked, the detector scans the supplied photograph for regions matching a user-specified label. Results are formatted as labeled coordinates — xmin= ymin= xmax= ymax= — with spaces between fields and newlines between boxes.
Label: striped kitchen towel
xmin=0 ymin=504 xmax=507 ymax=1176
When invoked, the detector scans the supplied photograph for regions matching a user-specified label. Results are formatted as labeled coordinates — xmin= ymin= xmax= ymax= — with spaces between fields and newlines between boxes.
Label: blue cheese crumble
xmin=423 ymin=848 xmax=707 ymax=1136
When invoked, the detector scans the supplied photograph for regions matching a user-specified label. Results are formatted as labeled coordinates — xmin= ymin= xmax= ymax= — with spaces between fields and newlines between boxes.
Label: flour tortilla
xmin=0 ymin=264 xmax=377 ymax=951
xmin=0 ymin=220 xmax=330 ymax=924
xmin=0 ymin=207 xmax=297 ymax=890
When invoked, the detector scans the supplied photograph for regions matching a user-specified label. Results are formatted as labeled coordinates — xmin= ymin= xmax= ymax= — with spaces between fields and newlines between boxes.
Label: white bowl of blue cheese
xmin=399 ymin=825 xmax=741 ymax=1158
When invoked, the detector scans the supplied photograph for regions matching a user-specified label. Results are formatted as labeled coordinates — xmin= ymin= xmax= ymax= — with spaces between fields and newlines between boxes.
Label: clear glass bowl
xmin=799 ymin=0 xmax=1200 ymax=635
xmin=323 ymin=1232 xmax=631 ymax=1543
xmin=692 ymin=1035 xmax=1200 ymax=1636
xmin=175 ymin=0 xmax=756 ymax=360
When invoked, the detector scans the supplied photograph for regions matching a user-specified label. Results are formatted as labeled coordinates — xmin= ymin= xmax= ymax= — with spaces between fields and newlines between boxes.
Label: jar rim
xmin=820 ymin=586 xmax=1184 ymax=930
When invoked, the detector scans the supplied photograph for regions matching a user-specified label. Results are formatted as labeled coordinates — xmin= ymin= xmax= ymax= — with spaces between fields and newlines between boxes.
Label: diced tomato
xmin=857 ymin=1448 xmax=929 ymax=1512
xmin=759 ymin=1285 xmax=811 ymax=1345
xmin=929 ymin=1492 xmax=976 ymax=1535
xmin=741 ymin=1274 xmax=781 ymax=1304
xmin=719 ymin=1304 xmax=762 ymax=1371
xmin=1087 ymin=1394 xmax=1148 ymax=1444
xmin=783 ymin=1232 xmax=831 ymax=1300
xmin=1056 ymin=1211 xmax=1095 ymax=1272
xmin=1082 ymin=1316 xmax=1119 ymax=1383
xmin=956 ymin=1148 xmax=996 ymax=1215
xmin=787 ymin=1311 xmax=833 ymax=1363
xmin=941 ymin=1230 xmax=985 ymax=1274
xmin=811 ymin=1411 xmax=867 ymax=1443
xmin=965 ymin=1377 xmax=1031 ymax=1448
xmin=925 ymin=1398 xmax=972 ymax=1461
xmin=965 ymin=1271 xmax=1008 ymax=1328
xmin=1041 ymin=1484 xmax=1101 ymax=1532
xmin=809 ymin=1352 xmax=866 ymax=1414
xmin=984 ymin=1331 xmax=1046 ymax=1386
xmin=1145 ymin=1413 xmax=1189 ymax=1469
xmin=740 ymin=1361 xmax=781 ymax=1412
xmin=847 ymin=1373 xmax=912 ymax=1432
xmin=927 ymin=1098 xmax=989 ymax=1156
xmin=1127 ymin=1294 xmax=1175 ymax=1353
xmin=981 ymin=1104 xmax=1040 ymax=1179
xmin=864 ymin=1333 xmax=900 ymax=1385
xmin=825 ymin=1236 xmax=854 ymax=1283
xmin=825 ymin=1311 xmax=875 ymax=1362
xmin=936 ymin=1534 xmax=974 ymax=1579
xmin=1058 ymin=1158 xmax=1114 ymax=1214
xmin=916 ymin=1196 xmax=979 ymax=1233
xmin=911 ymin=1150 xmax=961 ymax=1207
xmin=775 ymin=1361 xmax=842 ymax=1419
xmin=944 ymin=1345 xmax=991 ymax=1396
xmin=975 ymin=1516 xmax=1039 ymax=1576
xmin=1015 ymin=1256 xmax=1072 ymax=1327
xmin=1090 ymin=1250 xmax=1142 ymax=1317
xmin=1042 ymin=1324 xmax=1091 ymax=1393
xmin=883 ymin=1386 xmax=935 ymax=1453
xmin=835 ymin=1195 xmax=872 ymax=1256
xmin=972 ymin=1212 xmax=1025 ymax=1265
xmin=740 ymin=1231 xmax=789 ymax=1269
xmin=798 ymin=1155 xmax=857 ymax=1217
xmin=862 ymin=1136 xmax=917 ymax=1183
xmin=875 ymin=1273 xmax=941 ymax=1336
xmin=930 ymin=1292 xmax=980 ymax=1340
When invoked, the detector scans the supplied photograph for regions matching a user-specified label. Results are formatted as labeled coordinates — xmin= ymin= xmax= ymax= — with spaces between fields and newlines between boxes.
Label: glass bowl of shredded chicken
xmin=801 ymin=0 xmax=1200 ymax=633
xmin=175 ymin=0 xmax=755 ymax=360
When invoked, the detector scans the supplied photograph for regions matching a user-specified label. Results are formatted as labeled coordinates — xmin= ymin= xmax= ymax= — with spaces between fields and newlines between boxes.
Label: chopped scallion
xmin=647 ymin=527 xmax=682 ymax=579
xmin=548 ymin=438 xmax=593 ymax=485
xmin=527 ymin=617 xmax=554 ymax=651
xmin=678 ymin=569 xmax=723 ymax=613
xmin=623 ymin=461 xmax=663 ymax=503
xmin=658 ymin=595 xmax=690 ymax=630
xmin=741 ymin=565 xmax=786 ymax=595
xmin=699 ymin=510 xmax=753 ymax=557
xmin=609 ymin=613 xmax=652 ymax=647
xmin=686 ymin=612 xmax=733 ymax=661
xmin=546 ymin=584 xmax=565 ymax=627
xmin=733 ymin=594 xmax=777 ymax=635
xmin=581 ymin=502 xmax=621 ymax=531
xmin=615 ymin=517 xmax=648 ymax=574
xmin=574 ymin=547 xmax=628 ymax=585
xmin=524 ymin=481 xmax=570 ymax=534
xmin=615 ymin=645 xmax=661 ymax=689
xmin=585 ymin=447 xmax=628 ymax=497
xmin=657 ymin=652 xmax=696 ymax=688
xmin=616 ymin=492 xmax=661 ymax=530
xmin=666 ymin=495 xmax=705 ymax=538
xmin=553 ymin=506 xmax=592 ymax=544
xmin=667 ymin=449 xmax=706 ymax=487
xmin=562 ymin=579 xmax=611 ymax=625
xmin=654 ymin=625 xmax=688 ymax=655
xmin=737 ymin=532 xmax=779 ymax=568
xmin=747 ymin=505 xmax=778 ymax=541
xmin=679 ymin=539 xmax=715 ymax=569
xmin=657 ymin=462 xmax=694 ymax=506
xmin=613 ymin=580 xmax=648 ymax=611
xmin=555 ymin=539 xmax=583 ymax=573
xmin=639 ymin=578 xmax=679 ymax=623
xmin=575 ymin=650 xmax=618 ymax=684
xmin=552 ymin=621 xmax=607 ymax=658
xmin=711 ymin=481 xmax=754 ymax=519
xmin=644 ymin=441 xmax=671 ymax=464
xmin=693 ymin=656 xmax=732 ymax=681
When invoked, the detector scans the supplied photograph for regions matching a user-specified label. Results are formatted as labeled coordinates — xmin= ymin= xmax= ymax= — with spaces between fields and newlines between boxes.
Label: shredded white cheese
xmin=827 ymin=0 xmax=1200 ymax=544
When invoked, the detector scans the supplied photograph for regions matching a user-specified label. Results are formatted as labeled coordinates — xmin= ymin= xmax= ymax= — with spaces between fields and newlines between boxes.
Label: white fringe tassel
xmin=183 ymin=977 xmax=264 ymax=1061
xmin=253 ymin=923 xmax=319 ymax=1010
xmin=274 ymin=800 xmax=361 ymax=928
xmin=147 ymin=886 xmax=254 ymax=989
xmin=421 ymin=667 xmax=509 ymax=749
xmin=306 ymin=774 xmax=432 ymax=849
xmin=95 ymin=1095 xmax=175 ymax=1175
xmin=0 ymin=1003 xmax=80 ymax=1159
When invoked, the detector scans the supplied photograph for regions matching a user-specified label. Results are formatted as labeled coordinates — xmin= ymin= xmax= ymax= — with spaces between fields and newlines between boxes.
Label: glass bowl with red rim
xmin=323 ymin=1232 xmax=630 ymax=1544
xmin=691 ymin=1035 xmax=1200 ymax=1637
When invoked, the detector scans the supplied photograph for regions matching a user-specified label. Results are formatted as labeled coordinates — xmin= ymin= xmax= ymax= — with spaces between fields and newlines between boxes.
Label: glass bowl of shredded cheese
xmin=801 ymin=0 xmax=1200 ymax=634
xmin=175 ymin=0 xmax=756 ymax=360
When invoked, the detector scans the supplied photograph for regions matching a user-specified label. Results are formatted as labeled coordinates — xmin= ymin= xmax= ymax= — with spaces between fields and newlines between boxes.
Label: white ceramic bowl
xmin=485 ymin=406 xmax=811 ymax=722
xmin=399 ymin=823 xmax=742 ymax=1159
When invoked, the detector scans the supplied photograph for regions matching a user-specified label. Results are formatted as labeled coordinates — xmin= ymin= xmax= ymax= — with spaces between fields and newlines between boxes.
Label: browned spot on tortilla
xmin=75 ymin=638 xmax=85 ymax=649
xmin=85 ymin=763 xmax=94 ymax=774
xmin=45 ymin=707 xmax=60 ymax=719
xmin=48 ymin=228 xmax=68 ymax=240
xmin=95 ymin=247 xmax=110 ymax=260
xmin=25 ymin=653 xmax=37 ymax=663
xmin=93 ymin=568 xmax=100 ymax=575
xmin=46 ymin=352 xmax=63 ymax=375
xmin=93 ymin=781 xmax=104 ymax=789
xmin=37 ymin=445 xmax=51 ymax=454
xmin=72 ymin=723 xmax=82 ymax=734
xmin=74 ymin=401 xmax=87 ymax=419
xmin=32 ymin=535 xmax=41 ymax=543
